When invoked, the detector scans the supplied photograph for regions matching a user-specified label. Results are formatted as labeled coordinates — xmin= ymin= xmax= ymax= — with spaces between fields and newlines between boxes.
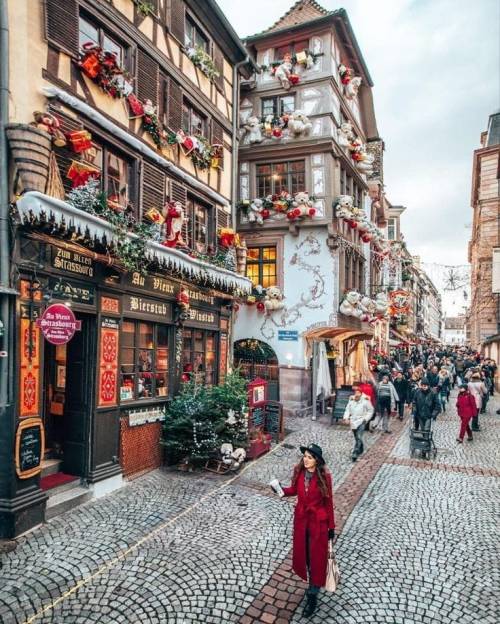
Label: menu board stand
xmin=15 ymin=418 xmax=45 ymax=479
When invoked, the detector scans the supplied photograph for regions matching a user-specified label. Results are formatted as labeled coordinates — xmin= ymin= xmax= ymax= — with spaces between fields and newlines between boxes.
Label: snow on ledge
xmin=16 ymin=192 xmax=252 ymax=294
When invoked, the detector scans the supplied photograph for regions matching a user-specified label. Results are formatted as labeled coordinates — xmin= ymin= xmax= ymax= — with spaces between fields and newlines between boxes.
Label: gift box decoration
xmin=67 ymin=130 xmax=93 ymax=153
xmin=66 ymin=161 xmax=100 ymax=188
xmin=144 ymin=207 xmax=165 ymax=224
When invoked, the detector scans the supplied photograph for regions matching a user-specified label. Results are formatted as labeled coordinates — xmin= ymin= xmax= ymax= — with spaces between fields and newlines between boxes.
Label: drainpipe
xmin=231 ymin=56 xmax=250 ymax=227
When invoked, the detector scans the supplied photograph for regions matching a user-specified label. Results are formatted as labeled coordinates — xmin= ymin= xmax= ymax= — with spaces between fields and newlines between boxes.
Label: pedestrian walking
xmin=278 ymin=444 xmax=335 ymax=618
xmin=437 ymin=369 xmax=450 ymax=412
xmin=412 ymin=378 xmax=440 ymax=431
xmin=468 ymin=372 xmax=487 ymax=431
xmin=375 ymin=374 xmax=399 ymax=434
xmin=393 ymin=371 xmax=409 ymax=420
xmin=343 ymin=387 xmax=374 ymax=461
xmin=456 ymin=384 xmax=475 ymax=443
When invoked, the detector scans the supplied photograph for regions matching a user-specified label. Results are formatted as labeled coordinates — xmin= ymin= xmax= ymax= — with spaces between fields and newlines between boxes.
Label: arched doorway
xmin=234 ymin=339 xmax=280 ymax=401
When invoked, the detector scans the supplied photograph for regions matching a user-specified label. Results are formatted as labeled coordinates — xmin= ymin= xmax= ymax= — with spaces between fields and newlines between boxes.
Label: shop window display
xmin=182 ymin=329 xmax=217 ymax=386
xmin=120 ymin=321 xmax=170 ymax=401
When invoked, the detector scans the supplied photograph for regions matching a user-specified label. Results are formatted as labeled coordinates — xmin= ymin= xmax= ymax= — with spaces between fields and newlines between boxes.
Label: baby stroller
xmin=409 ymin=419 xmax=437 ymax=460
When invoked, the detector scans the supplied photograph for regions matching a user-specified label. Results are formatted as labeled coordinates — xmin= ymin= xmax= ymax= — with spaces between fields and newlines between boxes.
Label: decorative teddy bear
xmin=359 ymin=296 xmax=377 ymax=322
xmin=286 ymin=191 xmax=316 ymax=221
xmin=248 ymin=198 xmax=266 ymax=225
xmin=220 ymin=443 xmax=246 ymax=470
xmin=356 ymin=152 xmax=375 ymax=174
xmin=32 ymin=111 xmax=67 ymax=147
xmin=287 ymin=110 xmax=312 ymax=136
xmin=243 ymin=116 xmax=263 ymax=143
xmin=274 ymin=52 xmax=294 ymax=90
xmin=375 ymin=292 xmax=389 ymax=317
xmin=345 ymin=76 xmax=362 ymax=100
xmin=337 ymin=121 xmax=354 ymax=147
xmin=334 ymin=195 xmax=354 ymax=220
xmin=340 ymin=290 xmax=363 ymax=318
xmin=264 ymin=285 xmax=285 ymax=313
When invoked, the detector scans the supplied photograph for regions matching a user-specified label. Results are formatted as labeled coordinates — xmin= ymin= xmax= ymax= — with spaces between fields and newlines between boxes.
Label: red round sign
xmin=36 ymin=304 xmax=82 ymax=345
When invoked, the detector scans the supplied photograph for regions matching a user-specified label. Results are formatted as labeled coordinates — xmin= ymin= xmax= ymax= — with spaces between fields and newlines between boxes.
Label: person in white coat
xmin=468 ymin=372 xmax=487 ymax=431
xmin=343 ymin=387 xmax=374 ymax=461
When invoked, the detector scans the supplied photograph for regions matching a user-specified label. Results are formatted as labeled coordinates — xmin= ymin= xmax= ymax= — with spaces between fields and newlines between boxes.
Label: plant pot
xmin=6 ymin=124 xmax=52 ymax=193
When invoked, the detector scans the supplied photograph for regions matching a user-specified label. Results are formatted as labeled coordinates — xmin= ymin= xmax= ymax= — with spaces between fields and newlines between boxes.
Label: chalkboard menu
xmin=250 ymin=406 xmax=265 ymax=429
xmin=331 ymin=387 xmax=354 ymax=424
xmin=15 ymin=418 xmax=45 ymax=479
xmin=265 ymin=402 xmax=284 ymax=441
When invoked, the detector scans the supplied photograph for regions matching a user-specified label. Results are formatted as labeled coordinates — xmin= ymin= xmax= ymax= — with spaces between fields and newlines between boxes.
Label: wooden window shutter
xmin=167 ymin=78 xmax=183 ymax=131
xmin=216 ymin=207 xmax=230 ymax=230
xmin=137 ymin=49 xmax=159 ymax=108
xmin=159 ymin=74 xmax=168 ymax=126
xmin=44 ymin=0 xmax=79 ymax=56
xmin=213 ymin=44 xmax=225 ymax=91
xmin=211 ymin=120 xmax=224 ymax=146
xmin=170 ymin=0 xmax=185 ymax=44
xmin=142 ymin=161 xmax=165 ymax=217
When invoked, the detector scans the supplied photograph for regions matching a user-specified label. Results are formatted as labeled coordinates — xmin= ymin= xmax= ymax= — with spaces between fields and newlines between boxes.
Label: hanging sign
xmin=36 ymin=303 xmax=82 ymax=345
xmin=278 ymin=330 xmax=299 ymax=341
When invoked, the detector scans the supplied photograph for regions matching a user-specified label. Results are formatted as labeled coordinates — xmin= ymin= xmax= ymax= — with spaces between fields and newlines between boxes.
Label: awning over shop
xmin=16 ymin=192 xmax=253 ymax=294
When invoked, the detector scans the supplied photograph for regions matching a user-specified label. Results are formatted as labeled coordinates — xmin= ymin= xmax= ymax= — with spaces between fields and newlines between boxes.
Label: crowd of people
xmin=343 ymin=345 xmax=498 ymax=460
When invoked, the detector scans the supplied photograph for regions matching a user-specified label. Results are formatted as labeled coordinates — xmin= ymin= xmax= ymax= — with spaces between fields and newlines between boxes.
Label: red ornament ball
xmin=256 ymin=301 xmax=265 ymax=312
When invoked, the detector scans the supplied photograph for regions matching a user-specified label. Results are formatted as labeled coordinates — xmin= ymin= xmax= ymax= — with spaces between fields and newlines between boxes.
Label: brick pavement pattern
xmin=0 ymin=391 xmax=498 ymax=623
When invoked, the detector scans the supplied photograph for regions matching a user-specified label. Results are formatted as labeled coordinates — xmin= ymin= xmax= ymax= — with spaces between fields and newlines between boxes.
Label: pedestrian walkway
xmin=0 ymin=392 xmax=498 ymax=623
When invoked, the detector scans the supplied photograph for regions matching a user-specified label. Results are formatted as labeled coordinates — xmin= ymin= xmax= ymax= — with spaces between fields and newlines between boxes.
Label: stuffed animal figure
xmin=231 ymin=448 xmax=247 ymax=469
xmin=359 ymin=296 xmax=377 ymax=322
xmin=32 ymin=111 xmax=67 ymax=146
xmin=287 ymin=191 xmax=316 ymax=220
xmin=334 ymin=195 xmax=354 ymax=219
xmin=375 ymin=292 xmax=389 ymax=317
xmin=248 ymin=198 xmax=266 ymax=225
xmin=244 ymin=116 xmax=263 ymax=143
xmin=356 ymin=152 xmax=375 ymax=174
xmin=337 ymin=122 xmax=354 ymax=147
xmin=287 ymin=110 xmax=312 ymax=136
xmin=274 ymin=52 xmax=293 ymax=90
xmin=264 ymin=285 xmax=285 ymax=313
xmin=345 ymin=76 xmax=362 ymax=99
xmin=163 ymin=200 xmax=188 ymax=248
xmin=340 ymin=290 xmax=363 ymax=318
xmin=220 ymin=443 xmax=235 ymax=466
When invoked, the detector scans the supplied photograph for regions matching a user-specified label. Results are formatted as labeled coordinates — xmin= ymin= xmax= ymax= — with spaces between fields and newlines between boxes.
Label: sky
xmin=217 ymin=0 xmax=500 ymax=315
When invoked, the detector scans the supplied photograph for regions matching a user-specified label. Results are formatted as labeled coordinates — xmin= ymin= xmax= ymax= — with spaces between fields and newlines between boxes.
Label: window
xmin=256 ymin=160 xmax=305 ymax=197
xmin=185 ymin=198 xmax=212 ymax=253
xmin=388 ymin=218 xmax=397 ymax=240
xmin=79 ymin=16 xmax=124 ymax=66
xmin=275 ymin=38 xmax=309 ymax=60
xmin=120 ymin=321 xmax=170 ymax=401
xmin=185 ymin=15 xmax=208 ymax=52
xmin=261 ymin=95 xmax=295 ymax=117
xmin=83 ymin=142 xmax=131 ymax=211
xmin=246 ymin=246 xmax=277 ymax=288
xmin=344 ymin=253 xmax=351 ymax=290
xmin=182 ymin=101 xmax=208 ymax=137
xmin=182 ymin=329 xmax=217 ymax=386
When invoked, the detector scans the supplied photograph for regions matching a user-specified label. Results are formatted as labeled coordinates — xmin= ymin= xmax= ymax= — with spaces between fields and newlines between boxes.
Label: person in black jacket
xmin=426 ymin=366 xmax=440 ymax=389
xmin=393 ymin=371 xmax=409 ymax=420
xmin=412 ymin=378 xmax=440 ymax=431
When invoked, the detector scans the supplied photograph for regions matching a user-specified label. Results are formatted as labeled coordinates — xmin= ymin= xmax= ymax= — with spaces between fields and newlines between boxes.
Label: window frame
xmin=261 ymin=94 xmax=296 ymax=117
xmin=387 ymin=217 xmax=397 ymax=241
xmin=246 ymin=245 xmax=278 ymax=289
xmin=82 ymin=138 xmax=136 ymax=214
xmin=184 ymin=13 xmax=209 ymax=52
xmin=255 ymin=159 xmax=306 ymax=197
xmin=274 ymin=38 xmax=310 ymax=61
xmin=182 ymin=328 xmax=218 ymax=386
xmin=78 ymin=13 xmax=129 ymax=70
xmin=119 ymin=320 xmax=172 ymax=403
xmin=184 ymin=196 xmax=214 ymax=253
xmin=181 ymin=100 xmax=208 ymax=137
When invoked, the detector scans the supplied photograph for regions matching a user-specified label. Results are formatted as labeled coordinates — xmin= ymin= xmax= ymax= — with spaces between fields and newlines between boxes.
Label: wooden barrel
xmin=6 ymin=124 xmax=52 ymax=193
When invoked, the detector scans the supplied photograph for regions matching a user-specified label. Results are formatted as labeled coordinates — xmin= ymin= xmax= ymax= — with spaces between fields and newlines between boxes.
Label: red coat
xmin=282 ymin=469 xmax=335 ymax=587
xmin=456 ymin=392 xmax=477 ymax=420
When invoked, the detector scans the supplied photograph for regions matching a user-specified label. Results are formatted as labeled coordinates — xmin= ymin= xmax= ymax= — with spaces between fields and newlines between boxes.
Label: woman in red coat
xmin=456 ymin=383 xmax=476 ymax=442
xmin=281 ymin=444 xmax=335 ymax=618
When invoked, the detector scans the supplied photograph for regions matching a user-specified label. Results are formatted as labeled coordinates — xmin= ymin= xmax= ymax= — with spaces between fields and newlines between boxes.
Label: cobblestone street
xmin=1 ymin=391 xmax=499 ymax=624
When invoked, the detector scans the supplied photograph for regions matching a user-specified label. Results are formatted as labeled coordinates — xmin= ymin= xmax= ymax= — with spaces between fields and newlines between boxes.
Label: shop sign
xmin=49 ymin=277 xmax=95 ymax=305
xmin=278 ymin=330 xmax=299 ymax=341
xmin=36 ymin=303 xmax=82 ymax=345
xmin=15 ymin=417 xmax=45 ymax=479
xmin=186 ymin=308 xmax=218 ymax=328
xmin=128 ymin=272 xmax=215 ymax=305
xmin=123 ymin=295 xmax=172 ymax=321
xmin=51 ymin=247 xmax=94 ymax=277
xmin=127 ymin=406 xmax=165 ymax=427
xmin=98 ymin=317 xmax=119 ymax=408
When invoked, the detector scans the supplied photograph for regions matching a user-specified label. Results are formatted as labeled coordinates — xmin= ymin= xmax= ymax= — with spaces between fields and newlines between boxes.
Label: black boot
xmin=303 ymin=595 xmax=318 ymax=618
